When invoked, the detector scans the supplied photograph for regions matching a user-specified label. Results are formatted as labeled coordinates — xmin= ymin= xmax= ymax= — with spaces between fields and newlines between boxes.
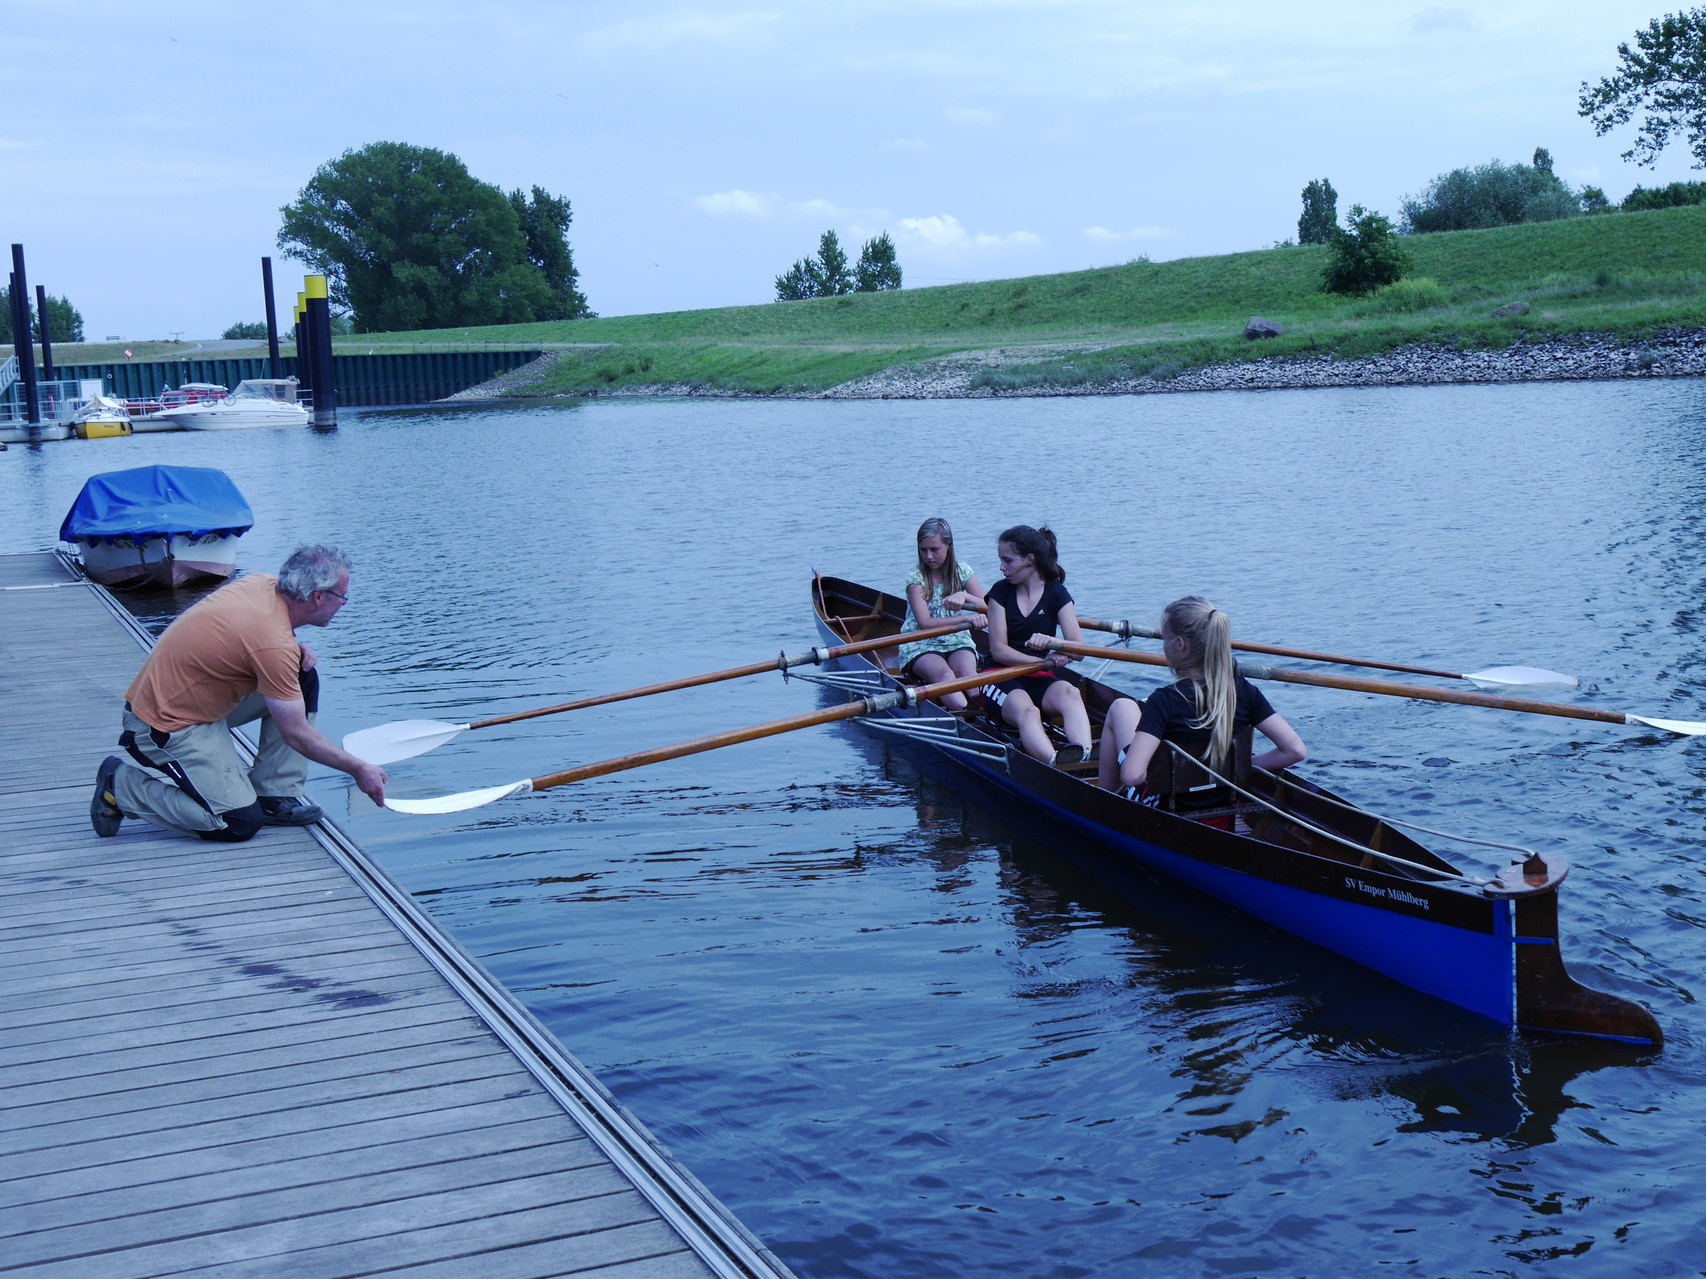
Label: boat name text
xmin=1345 ymin=877 xmax=1430 ymax=911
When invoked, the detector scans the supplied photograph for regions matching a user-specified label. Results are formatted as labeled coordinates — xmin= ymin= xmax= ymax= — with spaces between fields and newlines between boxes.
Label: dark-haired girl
xmin=984 ymin=525 xmax=1093 ymax=764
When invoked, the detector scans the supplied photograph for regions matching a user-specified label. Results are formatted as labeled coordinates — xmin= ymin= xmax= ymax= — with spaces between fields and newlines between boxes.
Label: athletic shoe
xmin=258 ymin=796 xmax=323 ymax=826
xmin=1051 ymin=744 xmax=1087 ymax=768
xmin=90 ymin=756 xmax=124 ymax=837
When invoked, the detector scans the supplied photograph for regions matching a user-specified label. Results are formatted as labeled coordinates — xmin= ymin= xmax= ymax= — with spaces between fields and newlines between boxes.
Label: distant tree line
xmin=0 ymin=288 xmax=84 ymax=345
xmin=277 ymin=141 xmax=592 ymax=333
xmin=775 ymin=230 xmax=903 ymax=300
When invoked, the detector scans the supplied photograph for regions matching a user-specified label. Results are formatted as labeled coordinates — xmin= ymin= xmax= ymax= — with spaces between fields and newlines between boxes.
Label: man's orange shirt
xmin=126 ymin=574 xmax=303 ymax=732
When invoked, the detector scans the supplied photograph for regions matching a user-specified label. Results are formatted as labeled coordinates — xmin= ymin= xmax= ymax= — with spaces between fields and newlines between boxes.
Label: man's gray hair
xmin=276 ymin=545 xmax=352 ymax=601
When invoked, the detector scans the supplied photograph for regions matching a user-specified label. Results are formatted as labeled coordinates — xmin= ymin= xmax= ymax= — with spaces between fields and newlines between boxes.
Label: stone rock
xmin=1245 ymin=316 xmax=1283 ymax=339
xmin=1491 ymin=302 xmax=1530 ymax=318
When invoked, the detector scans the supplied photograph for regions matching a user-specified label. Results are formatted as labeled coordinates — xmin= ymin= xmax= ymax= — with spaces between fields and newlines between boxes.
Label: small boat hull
xmin=78 ymin=532 xmax=240 ymax=587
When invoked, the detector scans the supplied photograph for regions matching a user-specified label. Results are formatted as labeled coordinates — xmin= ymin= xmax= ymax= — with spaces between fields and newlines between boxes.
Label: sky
xmin=2 ymin=1 xmax=1701 ymax=338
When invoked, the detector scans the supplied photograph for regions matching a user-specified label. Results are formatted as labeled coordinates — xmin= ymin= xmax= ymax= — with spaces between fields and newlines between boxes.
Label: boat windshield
xmin=230 ymin=380 xmax=298 ymax=403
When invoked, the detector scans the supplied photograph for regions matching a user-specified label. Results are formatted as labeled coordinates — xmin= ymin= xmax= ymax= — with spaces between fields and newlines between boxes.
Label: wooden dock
xmin=0 ymin=552 xmax=794 ymax=1279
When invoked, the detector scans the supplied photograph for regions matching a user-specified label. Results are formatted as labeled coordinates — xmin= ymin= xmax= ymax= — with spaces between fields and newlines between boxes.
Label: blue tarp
xmin=59 ymin=465 xmax=254 ymax=545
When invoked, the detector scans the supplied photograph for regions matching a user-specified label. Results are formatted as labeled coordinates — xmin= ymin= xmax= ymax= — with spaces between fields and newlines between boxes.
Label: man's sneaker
xmin=90 ymin=756 xmax=124 ymax=837
xmin=258 ymin=796 xmax=323 ymax=826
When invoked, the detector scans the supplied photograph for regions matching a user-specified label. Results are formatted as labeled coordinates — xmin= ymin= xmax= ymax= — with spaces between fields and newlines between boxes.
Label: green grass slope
xmin=335 ymin=205 xmax=1706 ymax=395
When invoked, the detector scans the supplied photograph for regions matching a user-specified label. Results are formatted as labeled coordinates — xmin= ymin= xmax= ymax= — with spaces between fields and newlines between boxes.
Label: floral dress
xmin=897 ymin=563 xmax=978 ymax=670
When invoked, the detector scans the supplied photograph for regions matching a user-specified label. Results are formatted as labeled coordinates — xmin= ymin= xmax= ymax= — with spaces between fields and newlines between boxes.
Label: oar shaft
xmin=1043 ymin=639 xmax=1626 ymax=726
xmin=963 ymin=600 xmax=1465 ymax=681
xmin=528 ymin=661 xmax=1045 ymax=792
xmin=471 ymin=620 xmax=971 ymax=730
xmin=1073 ymin=615 xmax=1466 ymax=681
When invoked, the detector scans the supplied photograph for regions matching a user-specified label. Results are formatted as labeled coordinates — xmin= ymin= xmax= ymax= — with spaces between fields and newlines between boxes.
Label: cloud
xmin=584 ymin=9 xmax=781 ymax=51
xmin=695 ymin=189 xmax=775 ymax=216
xmin=1083 ymin=225 xmax=1174 ymax=243
xmin=898 ymin=214 xmax=1040 ymax=252
xmin=881 ymin=137 xmax=929 ymax=152
xmin=945 ymin=106 xmax=998 ymax=127
xmin=1409 ymin=6 xmax=1477 ymax=35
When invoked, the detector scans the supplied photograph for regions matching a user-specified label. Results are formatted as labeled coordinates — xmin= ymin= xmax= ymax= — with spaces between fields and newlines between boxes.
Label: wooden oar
xmin=1042 ymin=638 xmax=1706 ymax=736
xmin=384 ymin=661 xmax=1049 ymax=815
xmin=346 ymin=621 xmax=973 ymax=765
xmin=956 ymin=599 xmax=1573 ymax=688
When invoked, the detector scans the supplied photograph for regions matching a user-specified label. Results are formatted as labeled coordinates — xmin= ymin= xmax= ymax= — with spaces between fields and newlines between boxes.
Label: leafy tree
xmin=1399 ymin=155 xmax=1580 ymax=232
xmin=222 ymin=321 xmax=270 ymax=340
xmin=774 ymin=230 xmax=856 ymax=300
xmin=507 ymin=185 xmax=592 ymax=320
xmin=1321 ymin=205 xmax=1410 ymax=296
xmin=1580 ymin=185 xmax=1613 ymax=213
xmin=0 ymin=288 xmax=83 ymax=344
xmin=278 ymin=141 xmax=567 ymax=333
xmin=1297 ymin=178 xmax=1338 ymax=245
xmin=1622 ymin=178 xmax=1706 ymax=208
xmin=1580 ymin=10 xmax=1706 ymax=167
xmin=854 ymin=232 xmax=903 ymax=291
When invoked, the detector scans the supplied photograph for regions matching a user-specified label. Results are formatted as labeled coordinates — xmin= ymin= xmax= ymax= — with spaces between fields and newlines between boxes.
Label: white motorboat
xmin=150 ymin=379 xmax=309 ymax=430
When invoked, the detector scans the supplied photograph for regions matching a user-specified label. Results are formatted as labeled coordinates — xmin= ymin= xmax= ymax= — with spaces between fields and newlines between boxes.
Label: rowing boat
xmin=810 ymin=575 xmax=1661 ymax=1047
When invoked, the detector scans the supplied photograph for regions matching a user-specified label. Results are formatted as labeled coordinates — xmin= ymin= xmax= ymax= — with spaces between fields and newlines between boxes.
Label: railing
xmin=0 ymin=355 xmax=17 ymax=399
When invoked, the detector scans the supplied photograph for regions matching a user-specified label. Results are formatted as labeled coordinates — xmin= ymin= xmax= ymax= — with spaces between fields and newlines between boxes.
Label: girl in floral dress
xmin=897 ymin=517 xmax=986 ymax=712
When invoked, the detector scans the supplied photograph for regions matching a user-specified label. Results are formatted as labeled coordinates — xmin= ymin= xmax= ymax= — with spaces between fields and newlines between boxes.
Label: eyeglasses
xmin=319 ymin=588 xmax=348 ymax=602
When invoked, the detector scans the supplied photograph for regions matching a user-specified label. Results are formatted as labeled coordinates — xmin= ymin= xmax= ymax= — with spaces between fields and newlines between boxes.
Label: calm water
xmin=6 ymin=382 xmax=1706 ymax=1276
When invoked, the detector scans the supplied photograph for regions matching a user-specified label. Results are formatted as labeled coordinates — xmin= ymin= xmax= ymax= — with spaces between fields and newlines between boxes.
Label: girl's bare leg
xmin=1097 ymin=697 xmax=1140 ymax=789
xmin=1044 ymin=681 xmax=1093 ymax=752
xmin=1002 ymin=690 xmax=1054 ymax=762
xmin=911 ymin=651 xmax=965 ymax=711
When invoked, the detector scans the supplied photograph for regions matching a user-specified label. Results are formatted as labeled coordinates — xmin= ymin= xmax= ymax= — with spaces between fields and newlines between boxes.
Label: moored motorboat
xmin=149 ymin=379 xmax=308 ymax=430
xmin=124 ymin=382 xmax=229 ymax=419
xmin=810 ymin=575 xmax=1661 ymax=1046
xmin=60 ymin=465 xmax=254 ymax=587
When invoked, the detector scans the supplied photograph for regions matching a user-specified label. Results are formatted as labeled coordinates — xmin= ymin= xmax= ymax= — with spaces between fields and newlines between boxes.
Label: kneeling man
xmin=91 ymin=544 xmax=387 ymax=841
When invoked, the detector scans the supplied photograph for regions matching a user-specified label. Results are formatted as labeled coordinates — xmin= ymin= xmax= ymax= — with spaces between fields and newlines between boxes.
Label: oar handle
xmin=528 ymin=661 xmax=1046 ymax=793
xmin=1043 ymin=638 xmax=1625 ymax=725
xmin=471 ymin=621 xmax=974 ymax=730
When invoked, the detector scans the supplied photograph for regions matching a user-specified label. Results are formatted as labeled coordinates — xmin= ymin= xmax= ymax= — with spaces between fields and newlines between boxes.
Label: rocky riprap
xmin=447 ymin=329 xmax=1706 ymax=402
xmin=441 ymin=351 xmax=565 ymax=400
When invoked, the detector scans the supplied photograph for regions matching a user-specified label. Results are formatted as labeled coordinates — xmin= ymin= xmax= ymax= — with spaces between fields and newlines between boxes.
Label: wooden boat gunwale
xmin=811 ymin=574 xmax=1661 ymax=1047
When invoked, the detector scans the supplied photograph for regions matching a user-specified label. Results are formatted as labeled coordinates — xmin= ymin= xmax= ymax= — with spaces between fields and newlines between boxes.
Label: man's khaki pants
xmin=113 ymin=694 xmax=312 ymax=841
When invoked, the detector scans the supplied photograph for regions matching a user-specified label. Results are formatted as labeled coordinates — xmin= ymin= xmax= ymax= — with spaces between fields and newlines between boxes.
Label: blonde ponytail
xmin=1162 ymin=596 xmax=1237 ymax=768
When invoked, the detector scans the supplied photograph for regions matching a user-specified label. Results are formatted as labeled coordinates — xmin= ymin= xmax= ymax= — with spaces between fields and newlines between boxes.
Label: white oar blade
xmin=384 ymin=779 xmax=534 ymax=815
xmin=1625 ymin=714 xmax=1706 ymax=737
xmin=343 ymin=719 xmax=470 ymax=765
xmin=1462 ymin=666 xmax=1578 ymax=691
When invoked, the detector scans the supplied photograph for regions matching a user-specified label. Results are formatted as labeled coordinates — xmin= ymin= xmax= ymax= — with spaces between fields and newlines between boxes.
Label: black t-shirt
xmin=986 ymin=578 xmax=1073 ymax=657
xmin=1136 ymin=676 xmax=1277 ymax=752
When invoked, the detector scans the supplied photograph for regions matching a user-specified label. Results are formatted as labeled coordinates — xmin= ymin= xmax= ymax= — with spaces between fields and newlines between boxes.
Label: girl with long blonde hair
xmin=1097 ymin=595 xmax=1306 ymax=793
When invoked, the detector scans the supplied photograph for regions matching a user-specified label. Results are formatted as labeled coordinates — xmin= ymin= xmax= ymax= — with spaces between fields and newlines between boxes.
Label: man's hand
xmin=352 ymin=762 xmax=388 ymax=807
xmin=299 ymin=643 xmax=317 ymax=671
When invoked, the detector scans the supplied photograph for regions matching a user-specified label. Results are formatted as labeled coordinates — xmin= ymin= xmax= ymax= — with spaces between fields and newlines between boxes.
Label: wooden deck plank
xmin=2 ymin=1116 xmax=586 ymax=1236
xmin=0 ymin=554 xmax=790 ymax=1279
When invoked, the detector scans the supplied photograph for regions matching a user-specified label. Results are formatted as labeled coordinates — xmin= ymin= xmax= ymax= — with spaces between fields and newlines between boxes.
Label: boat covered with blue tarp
xmin=60 ymin=465 xmax=254 ymax=587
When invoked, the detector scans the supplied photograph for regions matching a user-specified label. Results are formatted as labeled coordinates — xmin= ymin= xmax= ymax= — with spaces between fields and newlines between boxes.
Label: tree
xmin=507 ymin=185 xmax=592 ymax=320
xmin=854 ymin=232 xmax=904 ymax=291
xmin=1297 ymin=178 xmax=1338 ymax=245
xmin=1399 ymin=155 xmax=1580 ymax=232
xmin=774 ymin=229 xmax=856 ymax=301
xmin=277 ymin=141 xmax=569 ymax=333
xmin=1580 ymin=185 xmax=1613 ymax=213
xmin=1321 ymin=205 xmax=1410 ymax=296
xmin=222 ymin=321 xmax=270 ymax=340
xmin=1580 ymin=10 xmax=1706 ymax=167
xmin=1622 ymin=178 xmax=1706 ymax=208
xmin=0 ymin=288 xmax=83 ymax=344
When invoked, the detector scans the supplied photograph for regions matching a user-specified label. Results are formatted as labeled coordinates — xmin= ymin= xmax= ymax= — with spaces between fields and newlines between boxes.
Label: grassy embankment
xmin=338 ymin=205 xmax=1706 ymax=395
